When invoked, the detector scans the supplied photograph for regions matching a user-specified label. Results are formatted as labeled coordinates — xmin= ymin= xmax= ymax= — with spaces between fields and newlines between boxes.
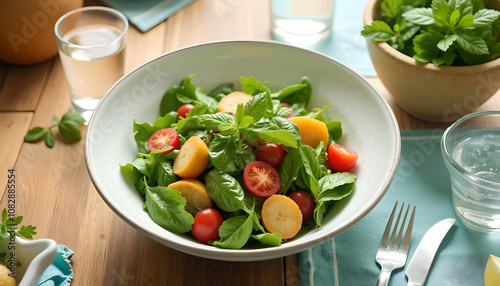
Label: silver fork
xmin=376 ymin=202 xmax=416 ymax=286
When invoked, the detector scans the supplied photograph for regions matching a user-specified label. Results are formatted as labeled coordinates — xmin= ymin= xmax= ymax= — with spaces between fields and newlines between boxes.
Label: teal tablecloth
xmin=300 ymin=129 xmax=500 ymax=286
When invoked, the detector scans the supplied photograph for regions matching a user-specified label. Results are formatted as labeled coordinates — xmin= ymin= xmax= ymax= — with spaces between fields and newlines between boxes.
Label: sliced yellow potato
xmin=173 ymin=136 xmax=209 ymax=179
xmin=0 ymin=264 xmax=16 ymax=286
xmin=288 ymin=116 xmax=329 ymax=148
xmin=218 ymin=91 xmax=252 ymax=114
xmin=485 ymin=254 xmax=500 ymax=286
xmin=168 ymin=179 xmax=212 ymax=213
xmin=261 ymin=194 xmax=302 ymax=239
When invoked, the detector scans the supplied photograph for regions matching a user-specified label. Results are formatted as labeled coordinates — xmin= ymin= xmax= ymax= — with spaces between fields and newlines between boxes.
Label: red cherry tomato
xmin=327 ymin=143 xmax=358 ymax=172
xmin=147 ymin=128 xmax=180 ymax=154
xmin=191 ymin=208 xmax=224 ymax=242
xmin=243 ymin=161 xmax=281 ymax=197
xmin=254 ymin=142 xmax=285 ymax=167
xmin=288 ymin=191 xmax=316 ymax=221
xmin=177 ymin=104 xmax=195 ymax=119
xmin=281 ymin=102 xmax=293 ymax=118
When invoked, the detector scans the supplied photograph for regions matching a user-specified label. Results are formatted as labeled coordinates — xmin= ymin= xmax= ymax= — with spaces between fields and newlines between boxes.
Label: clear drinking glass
xmin=441 ymin=111 xmax=500 ymax=231
xmin=271 ymin=0 xmax=334 ymax=46
xmin=54 ymin=6 xmax=128 ymax=122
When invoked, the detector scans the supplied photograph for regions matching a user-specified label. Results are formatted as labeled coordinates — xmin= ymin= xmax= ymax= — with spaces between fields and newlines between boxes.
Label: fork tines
xmin=380 ymin=201 xmax=416 ymax=252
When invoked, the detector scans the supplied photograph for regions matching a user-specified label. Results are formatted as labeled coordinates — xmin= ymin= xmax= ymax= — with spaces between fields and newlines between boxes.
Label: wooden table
xmin=1 ymin=0 xmax=499 ymax=285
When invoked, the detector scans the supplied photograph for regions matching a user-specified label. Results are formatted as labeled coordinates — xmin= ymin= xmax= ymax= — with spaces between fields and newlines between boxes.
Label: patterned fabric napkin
xmin=38 ymin=245 xmax=74 ymax=286
xmin=299 ymin=129 xmax=500 ymax=286
xmin=100 ymin=0 xmax=195 ymax=32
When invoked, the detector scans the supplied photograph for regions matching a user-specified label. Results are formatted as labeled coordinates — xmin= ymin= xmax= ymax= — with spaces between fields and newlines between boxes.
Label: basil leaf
xmin=24 ymin=127 xmax=47 ymax=142
xmin=212 ymin=214 xmax=254 ymax=249
xmin=59 ymin=119 xmax=82 ymax=141
xmin=61 ymin=112 xmax=85 ymax=124
xmin=45 ymin=129 xmax=55 ymax=148
xmin=205 ymin=169 xmax=246 ymax=212
xmin=270 ymin=83 xmax=308 ymax=100
xmin=153 ymin=112 xmax=178 ymax=129
xmin=200 ymin=113 xmax=235 ymax=131
xmin=473 ymin=9 xmax=500 ymax=27
xmin=157 ymin=161 xmax=176 ymax=186
xmin=251 ymin=233 xmax=282 ymax=247
xmin=240 ymin=76 xmax=270 ymax=95
xmin=299 ymin=145 xmax=321 ymax=199
xmin=243 ymin=92 xmax=271 ymax=122
xmin=318 ymin=172 xmax=357 ymax=197
xmin=455 ymin=29 xmax=489 ymax=55
xmin=145 ymin=184 xmax=194 ymax=233
xmin=207 ymin=134 xmax=239 ymax=172
xmin=160 ymin=75 xmax=196 ymax=116
xmin=234 ymin=144 xmax=255 ymax=170
xmin=195 ymin=88 xmax=219 ymax=111
xmin=278 ymin=148 xmax=302 ymax=194
xmin=252 ymin=128 xmax=297 ymax=148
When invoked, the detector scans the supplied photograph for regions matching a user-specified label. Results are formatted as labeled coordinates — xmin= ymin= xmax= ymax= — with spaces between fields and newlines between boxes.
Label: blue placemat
xmin=100 ymin=0 xmax=195 ymax=32
xmin=299 ymin=129 xmax=500 ymax=286
xmin=273 ymin=0 xmax=376 ymax=77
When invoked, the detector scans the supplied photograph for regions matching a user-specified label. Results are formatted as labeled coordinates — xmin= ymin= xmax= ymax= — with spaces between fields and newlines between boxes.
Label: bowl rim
xmin=363 ymin=0 xmax=500 ymax=72
xmin=85 ymin=39 xmax=401 ymax=260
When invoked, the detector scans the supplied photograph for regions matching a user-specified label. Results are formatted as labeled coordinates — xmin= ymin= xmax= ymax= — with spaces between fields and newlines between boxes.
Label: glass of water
xmin=271 ymin=0 xmax=334 ymax=46
xmin=54 ymin=6 xmax=128 ymax=122
xmin=441 ymin=111 xmax=500 ymax=231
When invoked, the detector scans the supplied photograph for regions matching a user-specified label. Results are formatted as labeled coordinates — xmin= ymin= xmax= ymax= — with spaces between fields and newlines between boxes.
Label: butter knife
xmin=405 ymin=218 xmax=456 ymax=286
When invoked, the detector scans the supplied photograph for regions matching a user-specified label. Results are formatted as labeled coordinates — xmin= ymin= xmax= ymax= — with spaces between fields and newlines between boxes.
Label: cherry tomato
xmin=254 ymin=142 xmax=285 ymax=167
xmin=281 ymin=102 xmax=293 ymax=118
xmin=177 ymin=104 xmax=195 ymax=119
xmin=243 ymin=161 xmax=281 ymax=197
xmin=288 ymin=191 xmax=316 ymax=221
xmin=327 ymin=143 xmax=358 ymax=172
xmin=147 ymin=128 xmax=180 ymax=154
xmin=191 ymin=208 xmax=224 ymax=242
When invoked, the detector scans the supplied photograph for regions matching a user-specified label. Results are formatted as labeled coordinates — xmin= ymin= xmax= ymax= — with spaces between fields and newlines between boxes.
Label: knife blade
xmin=405 ymin=218 xmax=456 ymax=286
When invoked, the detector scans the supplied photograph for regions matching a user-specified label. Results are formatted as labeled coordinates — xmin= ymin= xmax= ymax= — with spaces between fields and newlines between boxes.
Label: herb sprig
xmin=361 ymin=0 xmax=500 ymax=66
xmin=24 ymin=112 xmax=86 ymax=148
xmin=0 ymin=209 xmax=37 ymax=268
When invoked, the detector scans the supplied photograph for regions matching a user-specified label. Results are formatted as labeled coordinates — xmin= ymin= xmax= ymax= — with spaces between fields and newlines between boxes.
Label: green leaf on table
xmin=45 ymin=129 xmax=55 ymax=148
xmin=24 ymin=127 xmax=47 ymax=142
xmin=58 ymin=120 xmax=82 ymax=141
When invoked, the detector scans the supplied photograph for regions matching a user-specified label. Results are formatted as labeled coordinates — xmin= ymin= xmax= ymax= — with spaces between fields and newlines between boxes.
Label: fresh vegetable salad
xmin=121 ymin=75 xmax=358 ymax=249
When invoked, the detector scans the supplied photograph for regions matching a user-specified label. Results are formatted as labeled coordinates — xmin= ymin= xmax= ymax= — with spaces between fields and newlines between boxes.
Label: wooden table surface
xmin=1 ymin=0 xmax=499 ymax=285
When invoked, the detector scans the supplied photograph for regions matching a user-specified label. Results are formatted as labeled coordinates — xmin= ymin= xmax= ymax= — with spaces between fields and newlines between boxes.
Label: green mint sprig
xmin=0 ymin=209 xmax=37 ymax=268
xmin=24 ymin=112 xmax=86 ymax=148
xmin=361 ymin=0 xmax=500 ymax=66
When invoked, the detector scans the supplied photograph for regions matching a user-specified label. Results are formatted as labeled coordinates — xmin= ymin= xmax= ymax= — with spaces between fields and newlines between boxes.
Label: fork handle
xmin=376 ymin=266 xmax=393 ymax=286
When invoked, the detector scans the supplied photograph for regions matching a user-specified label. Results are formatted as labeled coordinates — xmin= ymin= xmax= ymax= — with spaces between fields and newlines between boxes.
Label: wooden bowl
xmin=363 ymin=0 xmax=500 ymax=123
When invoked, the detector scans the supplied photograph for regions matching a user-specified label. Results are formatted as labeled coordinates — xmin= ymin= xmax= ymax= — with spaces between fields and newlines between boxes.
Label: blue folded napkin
xmin=38 ymin=245 xmax=74 ymax=286
xmin=100 ymin=0 xmax=195 ymax=32
xmin=300 ymin=129 xmax=500 ymax=286
xmin=273 ymin=0 xmax=376 ymax=77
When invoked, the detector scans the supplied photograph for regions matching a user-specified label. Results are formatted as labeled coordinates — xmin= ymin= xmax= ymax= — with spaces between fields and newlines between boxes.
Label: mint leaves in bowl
xmin=362 ymin=0 xmax=500 ymax=122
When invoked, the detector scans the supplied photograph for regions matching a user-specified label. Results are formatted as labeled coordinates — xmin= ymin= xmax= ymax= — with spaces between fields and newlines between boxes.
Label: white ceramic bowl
xmin=0 ymin=236 xmax=57 ymax=285
xmin=85 ymin=40 xmax=401 ymax=261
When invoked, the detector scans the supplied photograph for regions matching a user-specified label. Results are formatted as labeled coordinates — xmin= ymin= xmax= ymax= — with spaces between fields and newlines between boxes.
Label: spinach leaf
xmin=208 ymin=83 xmax=234 ymax=98
xmin=251 ymin=233 xmax=282 ymax=247
xmin=280 ymin=77 xmax=312 ymax=107
xmin=313 ymin=173 xmax=357 ymax=226
xmin=212 ymin=214 xmax=254 ymax=249
xmin=298 ymin=145 xmax=322 ymax=199
xmin=144 ymin=183 xmax=194 ymax=233
xmin=160 ymin=75 xmax=197 ymax=116
xmin=205 ymin=169 xmax=247 ymax=212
